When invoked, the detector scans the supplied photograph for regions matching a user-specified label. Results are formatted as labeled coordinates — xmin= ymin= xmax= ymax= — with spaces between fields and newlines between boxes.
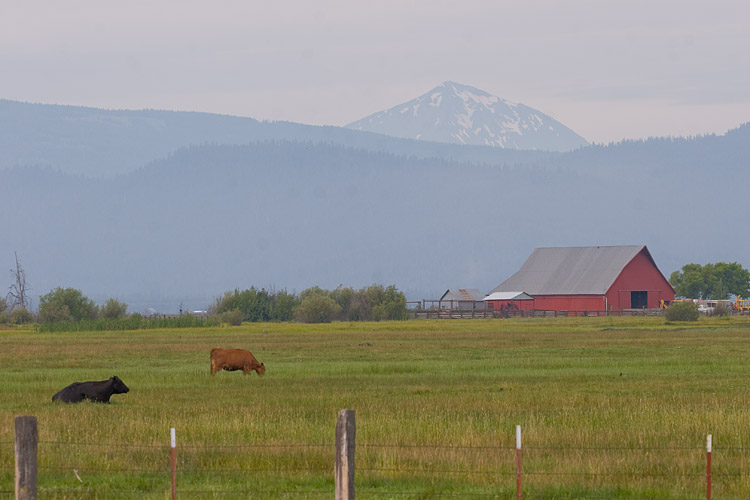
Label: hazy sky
xmin=2 ymin=0 xmax=748 ymax=144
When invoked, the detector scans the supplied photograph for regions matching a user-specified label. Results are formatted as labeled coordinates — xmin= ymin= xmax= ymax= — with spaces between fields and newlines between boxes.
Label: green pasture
xmin=2 ymin=316 xmax=750 ymax=499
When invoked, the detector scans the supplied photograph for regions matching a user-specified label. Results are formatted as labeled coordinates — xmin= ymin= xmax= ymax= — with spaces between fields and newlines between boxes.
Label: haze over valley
xmin=1 ymin=92 xmax=747 ymax=313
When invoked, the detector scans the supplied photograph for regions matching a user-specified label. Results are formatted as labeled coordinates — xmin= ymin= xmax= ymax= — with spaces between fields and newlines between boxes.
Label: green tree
xmin=38 ymin=287 xmax=99 ymax=323
xmin=214 ymin=287 xmax=296 ymax=322
xmin=0 ymin=297 xmax=8 ymax=324
xmin=100 ymin=298 xmax=128 ymax=319
xmin=326 ymin=284 xmax=409 ymax=321
xmin=330 ymin=286 xmax=362 ymax=321
xmin=669 ymin=264 xmax=704 ymax=299
xmin=706 ymin=262 xmax=750 ymax=298
xmin=363 ymin=284 xmax=409 ymax=321
xmin=269 ymin=289 xmax=298 ymax=321
xmin=380 ymin=285 xmax=409 ymax=320
xmin=670 ymin=262 xmax=750 ymax=299
xmin=213 ymin=287 xmax=272 ymax=322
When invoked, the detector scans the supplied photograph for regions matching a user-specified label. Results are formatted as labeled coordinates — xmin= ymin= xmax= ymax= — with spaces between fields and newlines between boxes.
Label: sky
xmin=1 ymin=0 xmax=748 ymax=144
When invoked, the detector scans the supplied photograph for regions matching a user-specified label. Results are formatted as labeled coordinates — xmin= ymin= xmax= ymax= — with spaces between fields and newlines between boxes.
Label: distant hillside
xmin=346 ymin=81 xmax=589 ymax=151
xmin=1 ymin=127 xmax=747 ymax=313
xmin=0 ymin=99 xmax=557 ymax=177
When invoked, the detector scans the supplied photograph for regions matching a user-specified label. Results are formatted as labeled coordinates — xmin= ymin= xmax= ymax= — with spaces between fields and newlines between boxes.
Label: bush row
xmin=2 ymin=283 xmax=410 ymax=331
xmin=212 ymin=284 xmax=409 ymax=324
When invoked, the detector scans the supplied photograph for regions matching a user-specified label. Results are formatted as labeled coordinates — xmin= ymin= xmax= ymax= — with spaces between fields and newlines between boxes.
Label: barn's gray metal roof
xmin=489 ymin=245 xmax=650 ymax=296
xmin=439 ymin=288 xmax=485 ymax=301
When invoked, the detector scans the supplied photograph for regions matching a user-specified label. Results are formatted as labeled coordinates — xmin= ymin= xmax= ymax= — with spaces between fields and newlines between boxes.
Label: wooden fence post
xmin=14 ymin=416 xmax=38 ymax=500
xmin=335 ymin=409 xmax=356 ymax=500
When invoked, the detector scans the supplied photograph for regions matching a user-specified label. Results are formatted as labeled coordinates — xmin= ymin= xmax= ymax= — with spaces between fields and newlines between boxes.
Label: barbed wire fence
xmin=4 ymin=414 xmax=750 ymax=499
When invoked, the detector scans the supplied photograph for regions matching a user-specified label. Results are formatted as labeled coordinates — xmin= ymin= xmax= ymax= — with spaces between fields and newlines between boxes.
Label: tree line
xmin=669 ymin=262 xmax=750 ymax=300
xmin=4 ymin=255 xmax=749 ymax=329
xmin=211 ymin=284 xmax=409 ymax=325
xmin=1 ymin=281 xmax=409 ymax=329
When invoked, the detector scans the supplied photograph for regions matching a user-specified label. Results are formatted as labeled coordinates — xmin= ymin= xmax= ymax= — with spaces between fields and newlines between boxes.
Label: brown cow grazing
xmin=210 ymin=348 xmax=265 ymax=376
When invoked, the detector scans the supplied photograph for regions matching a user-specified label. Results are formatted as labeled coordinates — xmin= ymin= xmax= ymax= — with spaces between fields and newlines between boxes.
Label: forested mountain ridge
xmin=1 ymin=125 xmax=747 ymax=314
xmin=541 ymin=122 xmax=750 ymax=176
xmin=0 ymin=99 xmax=558 ymax=177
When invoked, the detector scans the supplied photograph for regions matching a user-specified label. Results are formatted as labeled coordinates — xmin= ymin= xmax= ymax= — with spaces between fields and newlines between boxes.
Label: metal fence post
xmin=14 ymin=416 xmax=38 ymax=500
xmin=335 ymin=409 xmax=356 ymax=500
xmin=170 ymin=428 xmax=177 ymax=500
xmin=515 ymin=425 xmax=522 ymax=500
xmin=706 ymin=434 xmax=712 ymax=500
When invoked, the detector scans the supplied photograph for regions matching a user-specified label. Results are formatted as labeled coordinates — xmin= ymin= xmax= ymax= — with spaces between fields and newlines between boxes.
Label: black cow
xmin=52 ymin=376 xmax=130 ymax=403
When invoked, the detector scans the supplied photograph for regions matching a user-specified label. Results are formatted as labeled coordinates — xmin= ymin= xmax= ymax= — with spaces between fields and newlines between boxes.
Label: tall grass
xmin=1 ymin=317 xmax=750 ymax=498
xmin=35 ymin=314 xmax=219 ymax=332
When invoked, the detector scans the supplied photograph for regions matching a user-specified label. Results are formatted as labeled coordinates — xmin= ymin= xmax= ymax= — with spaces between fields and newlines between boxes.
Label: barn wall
xmin=606 ymin=251 xmax=675 ymax=309
xmin=532 ymin=295 xmax=606 ymax=311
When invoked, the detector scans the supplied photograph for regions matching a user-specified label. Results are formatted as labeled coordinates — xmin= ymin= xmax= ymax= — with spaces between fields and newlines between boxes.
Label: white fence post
xmin=170 ymin=427 xmax=177 ymax=500
xmin=706 ymin=434 xmax=712 ymax=500
xmin=515 ymin=425 xmax=522 ymax=500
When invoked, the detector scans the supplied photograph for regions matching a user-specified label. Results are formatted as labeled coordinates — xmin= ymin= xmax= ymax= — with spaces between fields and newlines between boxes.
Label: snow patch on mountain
xmin=346 ymin=81 xmax=589 ymax=151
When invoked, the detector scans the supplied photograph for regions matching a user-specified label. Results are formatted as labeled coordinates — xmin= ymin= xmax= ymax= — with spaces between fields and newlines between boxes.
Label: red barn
xmin=487 ymin=245 xmax=674 ymax=312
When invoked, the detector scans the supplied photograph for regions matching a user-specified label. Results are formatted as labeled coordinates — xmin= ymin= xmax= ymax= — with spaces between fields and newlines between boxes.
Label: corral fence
xmin=6 ymin=413 xmax=748 ymax=499
xmin=408 ymin=303 xmax=667 ymax=319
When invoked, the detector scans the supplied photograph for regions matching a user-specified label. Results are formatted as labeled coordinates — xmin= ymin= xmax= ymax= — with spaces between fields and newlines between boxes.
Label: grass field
xmin=2 ymin=316 xmax=750 ymax=499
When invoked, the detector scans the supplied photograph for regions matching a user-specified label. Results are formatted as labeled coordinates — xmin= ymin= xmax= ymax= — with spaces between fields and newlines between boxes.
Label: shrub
xmin=295 ymin=294 xmax=342 ymax=323
xmin=665 ymin=301 xmax=700 ymax=322
xmin=10 ymin=307 xmax=34 ymax=324
xmin=38 ymin=302 xmax=73 ymax=323
xmin=220 ymin=309 xmax=244 ymax=326
xmin=709 ymin=302 xmax=732 ymax=317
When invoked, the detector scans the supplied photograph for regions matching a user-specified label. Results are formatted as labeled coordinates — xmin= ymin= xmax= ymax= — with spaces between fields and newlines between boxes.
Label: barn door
xmin=631 ymin=291 xmax=648 ymax=309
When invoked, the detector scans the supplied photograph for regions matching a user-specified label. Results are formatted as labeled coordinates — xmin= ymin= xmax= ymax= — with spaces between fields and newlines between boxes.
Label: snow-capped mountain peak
xmin=346 ymin=81 xmax=588 ymax=151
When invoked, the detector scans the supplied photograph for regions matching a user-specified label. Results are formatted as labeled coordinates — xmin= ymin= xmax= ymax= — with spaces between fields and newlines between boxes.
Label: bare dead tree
xmin=8 ymin=252 xmax=31 ymax=311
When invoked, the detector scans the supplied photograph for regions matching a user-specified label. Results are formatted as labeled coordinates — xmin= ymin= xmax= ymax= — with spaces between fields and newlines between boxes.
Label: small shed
xmin=439 ymin=289 xmax=486 ymax=310
xmin=483 ymin=291 xmax=535 ymax=311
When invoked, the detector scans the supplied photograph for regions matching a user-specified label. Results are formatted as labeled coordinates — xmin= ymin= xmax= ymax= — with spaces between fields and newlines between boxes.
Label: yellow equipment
xmin=735 ymin=296 xmax=750 ymax=314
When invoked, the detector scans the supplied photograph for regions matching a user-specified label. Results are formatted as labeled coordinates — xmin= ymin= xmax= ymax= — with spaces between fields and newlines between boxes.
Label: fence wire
xmin=4 ymin=439 xmax=750 ymax=498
